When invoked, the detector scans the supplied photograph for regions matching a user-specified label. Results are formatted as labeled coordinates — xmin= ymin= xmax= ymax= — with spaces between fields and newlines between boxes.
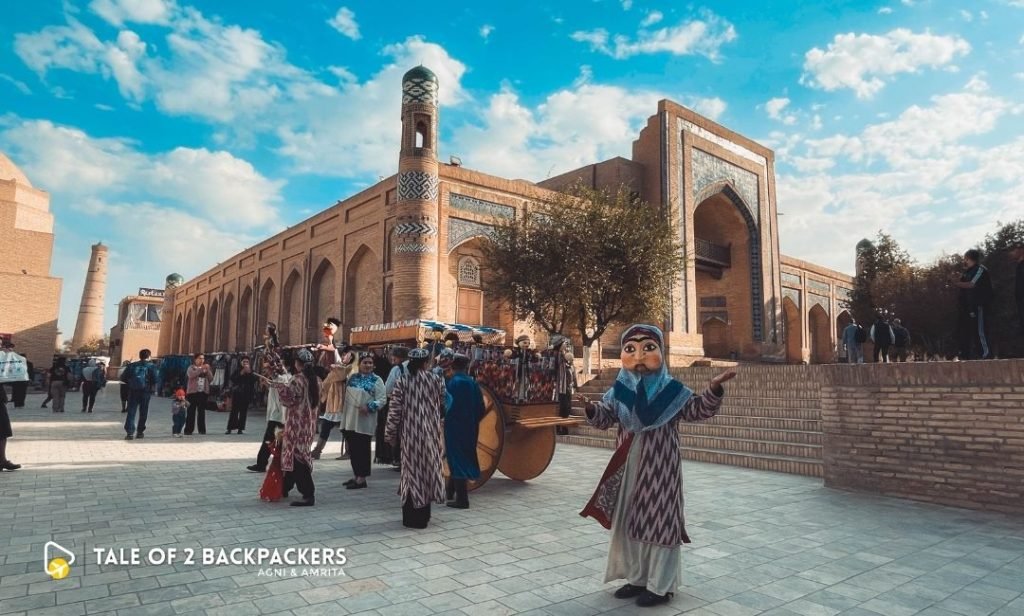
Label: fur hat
xmin=515 ymin=335 xmax=531 ymax=346
xmin=296 ymin=348 xmax=315 ymax=364
xmin=437 ymin=348 xmax=455 ymax=366
xmin=409 ymin=348 xmax=430 ymax=360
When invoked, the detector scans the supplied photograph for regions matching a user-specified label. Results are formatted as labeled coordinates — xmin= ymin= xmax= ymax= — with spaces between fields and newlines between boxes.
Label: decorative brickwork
xmin=397 ymin=171 xmax=438 ymax=201
xmin=449 ymin=193 xmax=515 ymax=219
xmin=692 ymin=148 xmax=759 ymax=223
xmin=447 ymin=218 xmax=495 ymax=253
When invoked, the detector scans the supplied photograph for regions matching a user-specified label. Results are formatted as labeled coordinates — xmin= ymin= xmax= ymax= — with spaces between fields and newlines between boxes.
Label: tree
xmin=483 ymin=183 xmax=684 ymax=364
xmin=981 ymin=220 xmax=1024 ymax=358
xmin=76 ymin=336 xmax=110 ymax=356
xmin=847 ymin=231 xmax=913 ymax=326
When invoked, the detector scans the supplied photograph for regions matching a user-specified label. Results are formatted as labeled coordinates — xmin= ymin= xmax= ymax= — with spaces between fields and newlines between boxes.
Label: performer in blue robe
xmin=444 ymin=354 xmax=484 ymax=509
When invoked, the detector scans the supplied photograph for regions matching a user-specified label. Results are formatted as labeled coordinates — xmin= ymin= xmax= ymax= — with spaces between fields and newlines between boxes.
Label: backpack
xmin=854 ymin=325 xmax=867 ymax=344
xmin=124 ymin=361 xmax=153 ymax=391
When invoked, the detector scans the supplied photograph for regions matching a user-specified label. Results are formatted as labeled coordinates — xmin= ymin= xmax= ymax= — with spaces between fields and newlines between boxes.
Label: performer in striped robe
xmin=385 ymin=347 xmax=448 ymax=528
xmin=578 ymin=324 xmax=736 ymax=608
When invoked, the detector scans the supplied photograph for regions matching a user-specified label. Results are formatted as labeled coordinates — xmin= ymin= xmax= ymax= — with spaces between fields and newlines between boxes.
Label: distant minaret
xmin=392 ymin=65 xmax=440 ymax=319
xmin=71 ymin=242 xmax=108 ymax=351
xmin=157 ymin=272 xmax=184 ymax=356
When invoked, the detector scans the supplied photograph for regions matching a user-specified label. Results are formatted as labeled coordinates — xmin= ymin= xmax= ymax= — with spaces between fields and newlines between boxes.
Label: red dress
xmin=260 ymin=440 xmax=284 ymax=502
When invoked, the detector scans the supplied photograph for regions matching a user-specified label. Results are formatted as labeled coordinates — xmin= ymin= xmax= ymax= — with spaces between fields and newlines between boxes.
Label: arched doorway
xmin=782 ymin=296 xmax=802 ymax=364
xmin=195 ymin=305 xmax=206 ymax=353
xmin=237 ymin=286 xmax=253 ymax=351
xmin=344 ymin=246 xmax=382 ymax=329
xmin=257 ymin=279 xmax=278 ymax=333
xmin=808 ymin=304 xmax=832 ymax=364
xmin=836 ymin=310 xmax=853 ymax=361
xmin=450 ymin=238 xmax=501 ymax=326
xmin=220 ymin=293 xmax=234 ymax=352
xmin=182 ymin=309 xmax=193 ymax=354
xmin=173 ymin=313 xmax=183 ymax=355
xmin=308 ymin=258 xmax=337 ymax=334
xmin=281 ymin=269 xmax=303 ymax=345
xmin=702 ymin=317 xmax=729 ymax=358
xmin=693 ymin=185 xmax=761 ymax=358
xmin=206 ymin=300 xmax=218 ymax=352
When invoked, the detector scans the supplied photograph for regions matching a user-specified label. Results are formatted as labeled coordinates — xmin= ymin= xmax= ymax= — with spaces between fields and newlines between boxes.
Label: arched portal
xmin=344 ymin=246 xmax=382 ymax=329
xmin=237 ymin=286 xmax=253 ymax=351
xmin=782 ymin=296 xmax=802 ymax=364
xmin=281 ymin=269 xmax=303 ymax=345
xmin=809 ymin=304 xmax=832 ymax=364
xmin=194 ymin=305 xmax=206 ymax=353
xmin=182 ymin=309 xmax=193 ymax=354
xmin=308 ymin=259 xmax=337 ymax=332
xmin=206 ymin=299 xmax=219 ymax=352
xmin=220 ymin=293 xmax=234 ymax=352
xmin=257 ymin=279 xmax=278 ymax=334
xmin=702 ymin=317 xmax=729 ymax=358
xmin=693 ymin=185 xmax=761 ymax=357
xmin=173 ymin=313 xmax=183 ymax=355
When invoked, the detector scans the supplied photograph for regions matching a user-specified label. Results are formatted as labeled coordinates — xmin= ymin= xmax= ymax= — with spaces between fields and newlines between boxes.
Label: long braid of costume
xmin=262 ymin=324 xmax=287 ymax=378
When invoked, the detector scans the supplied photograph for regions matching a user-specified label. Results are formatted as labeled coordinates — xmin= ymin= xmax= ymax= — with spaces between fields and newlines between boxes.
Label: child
xmin=171 ymin=388 xmax=188 ymax=438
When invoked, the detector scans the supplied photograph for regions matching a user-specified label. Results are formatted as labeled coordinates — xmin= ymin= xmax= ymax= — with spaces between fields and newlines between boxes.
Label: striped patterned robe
xmin=581 ymin=388 xmax=723 ymax=547
xmin=275 ymin=373 xmax=320 ymax=473
xmin=385 ymin=370 xmax=447 ymax=508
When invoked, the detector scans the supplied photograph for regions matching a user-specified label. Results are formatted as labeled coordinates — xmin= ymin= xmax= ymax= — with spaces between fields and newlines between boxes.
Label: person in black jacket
xmin=870 ymin=315 xmax=894 ymax=363
xmin=891 ymin=319 xmax=911 ymax=362
xmin=1014 ymin=243 xmax=1024 ymax=341
xmin=954 ymin=249 xmax=994 ymax=359
xmin=226 ymin=358 xmax=258 ymax=435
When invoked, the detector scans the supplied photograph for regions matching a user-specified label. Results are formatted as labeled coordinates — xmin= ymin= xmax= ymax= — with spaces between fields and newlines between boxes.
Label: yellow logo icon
xmin=44 ymin=541 xmax=75 ymax=580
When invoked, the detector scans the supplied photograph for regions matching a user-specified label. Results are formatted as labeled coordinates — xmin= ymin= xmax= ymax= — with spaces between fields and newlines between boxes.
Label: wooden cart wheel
xmin=497 ymin=424 xmax=556 ymax=482
xmin=444 ymin=385 xmax=506 ymax=491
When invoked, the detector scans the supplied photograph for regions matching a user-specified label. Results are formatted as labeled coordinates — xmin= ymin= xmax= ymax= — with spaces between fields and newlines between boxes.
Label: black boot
xmin=445 ymin=478 xmax=455 ymax=501
xmin=447 ymin=479 xmax=469 ymax=509
xmin=290 ymin=496 xmax=315 ymax=507
xmin=636 ymin=591 xmax=671 ymax=607
xmin=614 ymin=584 xmax=645 ymax=599
xmin=0 ymin=461 xmax=21 ymax=471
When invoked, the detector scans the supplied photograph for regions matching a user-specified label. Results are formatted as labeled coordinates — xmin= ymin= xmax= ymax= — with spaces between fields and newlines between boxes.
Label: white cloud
xmin=0 ymin=74 xmax=32 ymax=95
xmin=878 ymin=7 xmax=893 ymax=14
xmin=90 ymin=0 xmax=175 ymax=27
xmin=0 ymin=116 xmax=283 ymax=228
xmin=801 ymin=29 xmax=971 ymax=98
xmin=959 ymin=10 xmax=973 ymax=22
xmin=621 ymin=0 xmax=633 ymax=9
xmin=327 ymin=7 xmax=361 ymax=41
xmin=572 ymin=10 xmax=737 ymax=61
xmin=765 ymin=97 xmax=797 ymax=125
xmin=15 ymin=19 xmax=106 ymax=76
xmin=691 ymin=97 xmax=727 ymax=121
xmin=641 ymin=11 xmax=663 ymax=27
xmin=479 ymin=24 xmax=494 ymax=40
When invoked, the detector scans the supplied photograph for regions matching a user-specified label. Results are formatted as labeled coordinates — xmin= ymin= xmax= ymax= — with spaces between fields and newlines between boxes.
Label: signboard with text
xmin=138 ymin=288 xmax=165 ymax=298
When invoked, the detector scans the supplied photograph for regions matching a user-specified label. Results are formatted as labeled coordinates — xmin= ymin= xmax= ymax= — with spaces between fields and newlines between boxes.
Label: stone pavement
xmin=2 ymin=389 xmax=1024 ymax=616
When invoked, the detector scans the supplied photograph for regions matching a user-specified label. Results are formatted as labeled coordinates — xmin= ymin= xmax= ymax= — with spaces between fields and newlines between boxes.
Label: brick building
xmin=0 ymin=152 xmax=62 ymax=367
xmin=108 ymin=290 xmax=165 ymax=367
xmin=162 ymin=66 xmax=851 ymax=363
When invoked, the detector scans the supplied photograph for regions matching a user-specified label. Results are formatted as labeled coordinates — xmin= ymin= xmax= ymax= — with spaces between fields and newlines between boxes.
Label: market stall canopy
xmin=349 ymin=319 xmax=506 ymax=346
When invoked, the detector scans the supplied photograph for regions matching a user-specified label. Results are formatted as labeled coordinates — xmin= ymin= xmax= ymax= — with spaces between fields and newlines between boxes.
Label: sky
xmin=1 ymin=0 xmax=1023 ymax=336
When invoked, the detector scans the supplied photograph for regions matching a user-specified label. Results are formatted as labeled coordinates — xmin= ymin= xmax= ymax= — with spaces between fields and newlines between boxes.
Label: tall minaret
xmin=71 ymin=242 xmax=108 ymax=351
xmin=392 ymin=65 xmax=440 ymax=320
xmin=157 ymin=273 xmax=184 ymax=356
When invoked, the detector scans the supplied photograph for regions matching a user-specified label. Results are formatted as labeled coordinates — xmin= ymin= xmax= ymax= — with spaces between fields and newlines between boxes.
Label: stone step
xmin=556 ymin=435 xmax=823 ymax=477
xmin=705 ymin=415 xmax=821 ymax=431
xmin=683 ymin=435 xmax=821 ymax=460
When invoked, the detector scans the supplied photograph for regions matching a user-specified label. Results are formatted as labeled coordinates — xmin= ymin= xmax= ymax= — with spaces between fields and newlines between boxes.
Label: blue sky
xmin=2 ymin=0 xmax=1023 ymax=336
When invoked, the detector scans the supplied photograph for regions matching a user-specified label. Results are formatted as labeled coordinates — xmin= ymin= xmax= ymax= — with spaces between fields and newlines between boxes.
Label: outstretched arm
xmin=679 ymin=370 xmax=736 ymax=422
xmin=575 ymin=394 xmax=619 ymax=430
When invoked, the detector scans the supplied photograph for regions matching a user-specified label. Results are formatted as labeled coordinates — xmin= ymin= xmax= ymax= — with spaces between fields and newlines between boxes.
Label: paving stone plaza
xmin=2 ymin=390 xmax=1024 ymax=616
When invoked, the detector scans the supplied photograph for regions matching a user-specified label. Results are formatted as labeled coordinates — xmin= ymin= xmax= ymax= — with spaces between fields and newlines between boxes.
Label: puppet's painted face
xmin=433 ymin=330 xmax=443 ymax=341
xmin=517 ymin=338 xmax=530 ymax=350
xmin=621 ymin=335 xmax=663 ymax=375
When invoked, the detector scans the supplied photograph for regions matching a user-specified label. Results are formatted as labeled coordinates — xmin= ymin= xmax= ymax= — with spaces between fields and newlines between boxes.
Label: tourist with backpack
xmin=124 ymin=349 xmax=157 ymax=440
xmin=841 ymin=320 xmax=865 ymax=364
xmin=870 ymin=315 xmax=895 ymax=363
xmin=954 ymin=249 xmax=994 ymax=359
xmin=892 ymin=319 xmax=911 ymax=362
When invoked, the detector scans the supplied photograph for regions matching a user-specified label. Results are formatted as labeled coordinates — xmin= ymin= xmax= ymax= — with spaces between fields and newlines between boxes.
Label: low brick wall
xmin=820 ymin=360 xmax=1024 ymax=514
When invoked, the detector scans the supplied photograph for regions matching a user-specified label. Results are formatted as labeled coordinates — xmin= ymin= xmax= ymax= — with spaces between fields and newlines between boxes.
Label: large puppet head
xmin=620 ymin=325 xmax=664 ymax=375
xmin=515 ymin=335 xmax=531 ymax=350
xmin=323 ymin=317 xmax=340 ymax=337
xmin=431 ymin=325 xmax=445 ymax=341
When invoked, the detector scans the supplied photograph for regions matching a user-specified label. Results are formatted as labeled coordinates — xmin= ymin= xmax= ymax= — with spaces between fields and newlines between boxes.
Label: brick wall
xmin=821 ymin=360 xmax=1024 ymax=514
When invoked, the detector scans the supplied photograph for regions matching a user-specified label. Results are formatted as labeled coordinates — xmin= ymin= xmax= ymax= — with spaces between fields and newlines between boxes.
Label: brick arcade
xmin=160 ymin=66 xmax=852 ymax=363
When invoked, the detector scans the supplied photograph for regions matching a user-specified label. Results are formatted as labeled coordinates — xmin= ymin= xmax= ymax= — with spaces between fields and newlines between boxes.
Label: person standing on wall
xmin=1013 ymin=243 xmax=1024 ymax=345
xmin=870 ymin=314 xmax=894 ymax=363
xmin=953 ymin=249 xmax=994 ymax=360
xmin=841 ymin=319 xmax=865 ymax=364
xmin=891 ymin=319 xmax=911 ymax=362
xmin=123 ymin=349 xmax=157 ymax=440
xmin=226 ymin=357 xmax=258 ymax=435
xmin=185 ymin=353 xmax=213 ymax=435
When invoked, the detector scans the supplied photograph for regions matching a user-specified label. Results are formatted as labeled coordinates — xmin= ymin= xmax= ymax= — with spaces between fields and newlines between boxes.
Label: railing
xmin=695 ymin=238 xmax=731 ymax=267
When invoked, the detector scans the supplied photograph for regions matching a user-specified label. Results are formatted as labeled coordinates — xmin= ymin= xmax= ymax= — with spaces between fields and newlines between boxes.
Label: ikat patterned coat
xmin=275 ymin=373 xmax=320 ymax=473
xmin=385 ymin=370 xmax=447 ymax=508
xmin=582 ymin=388 xmax=723 ymax=547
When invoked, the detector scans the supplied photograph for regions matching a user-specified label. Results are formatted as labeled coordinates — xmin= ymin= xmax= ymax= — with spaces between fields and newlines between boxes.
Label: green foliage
xmin=482 ymin=182 xmax=683 ymax=346
xmin=76 ymin=337 xmax=109 ymax=356
xmin=848 ymin=221 xmax=1024 ymax=358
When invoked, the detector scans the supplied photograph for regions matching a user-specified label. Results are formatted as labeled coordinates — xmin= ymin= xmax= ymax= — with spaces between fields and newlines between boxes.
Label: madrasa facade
xmin=159 ymin=66 xmax=852 ymax=365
